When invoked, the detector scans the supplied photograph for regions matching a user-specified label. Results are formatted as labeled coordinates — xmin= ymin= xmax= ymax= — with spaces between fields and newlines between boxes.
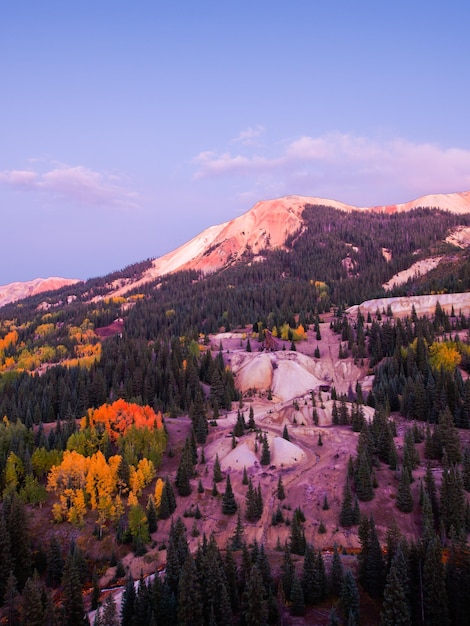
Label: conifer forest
xmin=2 ymin=204 xmax=470 ymax=624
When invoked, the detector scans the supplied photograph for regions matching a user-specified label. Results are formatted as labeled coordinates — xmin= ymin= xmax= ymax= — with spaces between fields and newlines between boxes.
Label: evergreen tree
xmin=396 ymin=468 xmax=413 ymax=513
xmin=341 ymin=569 xmax=360 ymax=626
xmin=61 ymin=552 xmax=87 ymax=626
xmin=440 ymin=464 xmax=465 ymax=536
xmin=222 ymin=474 xmax=237 ymax=515
xmin=231 ymin=511 xmax=244 ymax=549
xmin=175 ymin=439 xmax=193 ymax=496
xmin=0 ymin=511 xmax=12 ymax=604
xmin=120 ymin=575 xmax=136 ymax=626
xmin=445 ymin=531 xmax=470 ymax=626
xmin=146 ymin=496 xmax=158 ymax=533
xmin=280 ymin=544 xmax=295 ymax=602
xmin=423 ymin=536 xmax=449 ymax=626
xmin=242 ymin=465 xmax=249 ymax=485
xmin=339 ymin=478 xmax=355 ymax=527
xmin=380 ymin=545 xmax=411 ymax=626
xmin=289 ymin=511 xmax=306 ymax=556
xmin=329 ymin=543 xmax=344 ymax=596
xmin=178 ymin=553 xmax=203 ymax=626
xmin=21 ymin=570 xmax=46 ymax=626
xmin=290 ymin=573 xmax=305 ymax=616
xmin=437 ymin=406 xmax=461 ymax=464
xmin=213 ymin=453 xmax=223 ymax=483
xmin=241 ymin=565 xmax=268 ymax=625
xmin=248 ymin=405 xmax=255 ymax=430
xmin=282 ymin=424 xmax=290 ymax=441
xmin=277 ymin=475 xmax=286 ymax=500
xmin=260 ymin=434 xmax=271 ymax=465
xmin=355 ymin=451 xmax=374 ymax=501
xmin=102 ymin=593 xmax=119 ymax=626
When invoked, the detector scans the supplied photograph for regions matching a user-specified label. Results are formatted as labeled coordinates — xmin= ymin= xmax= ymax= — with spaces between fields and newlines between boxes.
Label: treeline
xmin=369 ymin=305 xmax=470 ymax=425
xmin=0 ymin=337 xmax=238 ymax=430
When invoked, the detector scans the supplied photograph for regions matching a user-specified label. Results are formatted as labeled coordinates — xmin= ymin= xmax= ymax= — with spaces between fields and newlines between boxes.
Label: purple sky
xmin=1 ymin=1 xmax=470 ymax=285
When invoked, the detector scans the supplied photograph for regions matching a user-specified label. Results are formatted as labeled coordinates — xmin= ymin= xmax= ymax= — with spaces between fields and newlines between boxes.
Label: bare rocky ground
xmin=90 ymin=318 xmax=470 ymax=623
xmin=101 ymin=319 xmax=425 ymax=587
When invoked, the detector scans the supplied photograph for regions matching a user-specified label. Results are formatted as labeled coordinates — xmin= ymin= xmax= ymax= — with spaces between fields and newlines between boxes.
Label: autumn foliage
xmin=81 ymin=399 xmax=163 ymax=442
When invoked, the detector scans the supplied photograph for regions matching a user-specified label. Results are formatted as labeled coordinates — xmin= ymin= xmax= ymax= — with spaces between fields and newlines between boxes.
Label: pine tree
xmin=280 ymin=544 xmax=295 ymax=601
xmin=289 ymin=511 xmax=306 ymax=555
xmin=301 ymin=543 xmax=319 ymax=605
xmin=437 ymin=406 xmax=461 ymax=464
xmin=178 ymin=553 xmax=203 ymax=626
xmin=241 ymin=565 xmax=268 ymax=625
xmin=175 ymin=439 xmax=193 ymax=496
xmin=260 ymin=434 xmax=271 ymax=465
xmin=339 ymin=478 xmax=355 ymax=527
xmin=222 ymin=474 xmax=237 ymax=515
xmin=102 ymin=593 xmax=119 ymax=626
xmin=341 ymin=569 xmax=360 ymax=626
xmin=21 ymin=570 xmax=46 ymax=626
xmin=440 ymin=464 xmax=465 ymax=536
xmin=248 ymin=405 xmax=255 ymax=430
xmin=423 ymin=536 xmax=449 ymax=626
xmin=213 ymin=453 xmax=223 ymax=482
xmin=330 ymin=543 xmax=344 ymax=596
xmin=380 ymin=545 xmax=411 ymax=626
xmin=274 ymin=476 xmax=285 ymax=503
xmin=231 ymin=511 xmax=244 ymax=549
xmin=290 ymin=572 xmax=305 ymax=616
xmin=120 ymin=575 xmax=136 ymax=626
xmin=282 ymin=424 xmax=290 ymax=441
xmin=242 ymin=465 xmax=249 ymax=485
xmin=0 ymin=511 xmax=12 ymax=604
xmin=396 ymin=468 xmax=413 ymax=513
xmin=61 ymin=552 xmax=87 ymax=626
xmin=146 ymin=496 xmax=158 ymax=533
xmin=355 ymin=452 xmax=374 ymax=501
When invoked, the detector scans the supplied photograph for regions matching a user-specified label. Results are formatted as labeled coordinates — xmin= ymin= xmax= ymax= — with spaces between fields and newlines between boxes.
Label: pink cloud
xmin=192 ymin=133 xmax=470 ymax=204
xmin=0 ymin=164 xmax=139 ymax=209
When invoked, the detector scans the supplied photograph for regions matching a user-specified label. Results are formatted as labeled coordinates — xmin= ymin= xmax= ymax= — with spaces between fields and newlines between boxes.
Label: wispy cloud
xmin=193 ymin=132 xmax=470 ymax=204
xmin=231 ymin=125 xmax=265 ymax=146
xmin=0 ymin=164 xmax=140 ymax=209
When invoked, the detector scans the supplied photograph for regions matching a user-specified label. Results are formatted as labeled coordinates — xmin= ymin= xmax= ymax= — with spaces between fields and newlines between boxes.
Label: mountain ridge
xmin=111 ymin=189 xmax=470 ymax=296
xmin=2 ymin=189 xmax=470 ymax=308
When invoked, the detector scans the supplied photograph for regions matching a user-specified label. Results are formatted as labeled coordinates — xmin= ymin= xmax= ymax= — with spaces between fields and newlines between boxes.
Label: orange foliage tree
xmin=82 ymin=399 xmax=163 ymax=442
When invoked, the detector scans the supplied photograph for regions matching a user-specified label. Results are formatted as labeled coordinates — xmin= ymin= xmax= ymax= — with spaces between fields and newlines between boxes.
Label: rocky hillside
xmin=110 ymin=190 xmax=470 ymax=297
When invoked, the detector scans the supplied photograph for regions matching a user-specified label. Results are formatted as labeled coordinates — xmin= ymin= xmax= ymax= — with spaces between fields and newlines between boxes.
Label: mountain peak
xmin=109 ymin=189 xmax=470 ymax=297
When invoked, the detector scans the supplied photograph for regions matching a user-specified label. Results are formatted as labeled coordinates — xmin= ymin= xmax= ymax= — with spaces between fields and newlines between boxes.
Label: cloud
xmin=231 ymin=125 xmax=265 ymax=146
xmin=193 ymin=133 xmax=470 ymax=204
xmin=0 ymin=164 xmax=139 ymax=209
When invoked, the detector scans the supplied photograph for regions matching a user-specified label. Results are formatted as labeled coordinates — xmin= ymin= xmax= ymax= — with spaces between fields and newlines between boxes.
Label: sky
xmin=1 ymin=1 xmax=470 ymax=285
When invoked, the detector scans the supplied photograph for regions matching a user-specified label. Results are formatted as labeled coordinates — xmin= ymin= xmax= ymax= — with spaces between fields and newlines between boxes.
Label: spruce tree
xmin=396 ymin=468 xmax=413 ymax=513
xmin=290 ymin=573 xmax=305 ymax=616
xmin=61 ymin=552 xmax=87 ymax=626
xmin=213 ymin=453 xmax=223 ymax=482
xmin=341 ymin=569 xmax=360 ymax=626
xmin=423 ymin=536 xmax=449 ymax=626
xmin=339 ymin=478 xmax=355 ymax=527
xmin=280 ymin=544 xmax=295 ymax=601
xmin=222 ymin=474 xmax=237 ymax=515
xmin=260 ymin=434 xmax=271 ymax=465
xmin=330 ymin=543 xmax=344 ymax=596
xmin=380 ymin=545 xmax=411 ymax=626
xmin=277 ymin=475 xmax=286 ymax=500
xmin=178 ymin=553 xmax=203 ymax=626
xmin=175 ymin=439 xmax=193 ymax=496
xmin=437 ymin=406 xmax=461 ymax=464
xmin=241 ymin=565 xmax=268 ymax=625
xmin=120 ymin=575 xmax=136 ymax=626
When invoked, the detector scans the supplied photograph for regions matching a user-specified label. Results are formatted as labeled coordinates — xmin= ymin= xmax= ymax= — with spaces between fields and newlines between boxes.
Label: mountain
xmin=0 ymin=276 xmax=81 ymax=308
xmin=110 ymin=190 xmax=470 ymax=296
